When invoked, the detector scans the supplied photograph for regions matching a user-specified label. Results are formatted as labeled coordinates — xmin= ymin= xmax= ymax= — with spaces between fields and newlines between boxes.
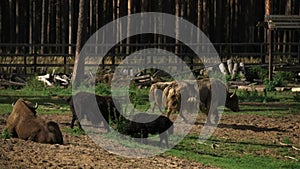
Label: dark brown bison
xmin=6 ymin=98 xmax=63 ymax=144
xmin=123 ymin=113 xmax=174 ymax=147
xmin=197 ymin=78 xmax=239 ymax=124
xmin=68 ymin=92 xmax=121 ymax=131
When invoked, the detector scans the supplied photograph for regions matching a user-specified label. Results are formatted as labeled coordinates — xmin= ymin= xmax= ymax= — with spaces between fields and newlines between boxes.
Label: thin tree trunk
xmin=29 ymin=0 xmax=33 ymax=53
xmin=126 ymin=0 xmax=131 ymax=55
xmin=56 ymin=0 xmax=61 ymax=52
xmin=41 ymin=0 xmax=46 ymax=54
xmin=283 ymin=0 xmax=291 ymax=59
xmin=68 ymin=0 xmax=73 ymax=54
xmin=73 ymin=0 xmax=87 ymax=88
xmin=15 ymin=0 xmax=19 ymax=53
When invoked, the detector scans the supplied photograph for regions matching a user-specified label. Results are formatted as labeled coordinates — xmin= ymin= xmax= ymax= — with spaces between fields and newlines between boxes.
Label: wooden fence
xmin=0 ymin=42 xmax=300 ymax=75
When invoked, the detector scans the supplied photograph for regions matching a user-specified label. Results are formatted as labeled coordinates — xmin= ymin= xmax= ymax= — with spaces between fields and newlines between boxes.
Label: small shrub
xmin=282 ymin=136 xmax=292 ymax=144
xmin=113 ymin=116 xmax=131 ymax=134
xmin=248 ymin=65 xmax=268 ymax=81
xmin=95 ymin=83 xmax=111 ymax=96
xmin=24 ymin=75 xmax=46 ymax=91
xmin=264 ymin=71 xmax=294 ymax=92
xmin=293 ymin=93 xmax=300 ymax=102
xmin=1 ymin=128 xmax=12 ymax=139
xmin=64 ymin=127 xmax=85 ymax=136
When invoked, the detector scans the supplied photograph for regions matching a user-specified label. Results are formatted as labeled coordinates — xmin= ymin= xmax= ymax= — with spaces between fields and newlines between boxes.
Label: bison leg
xmin=140 ymin=128 xmax=148 ymax=144
xmin=159 ymin=132 xmax=169 ymax=148
xmin=70 ymin=114 xmax=81 ymax=129
xmin=207 ymin=110 xmax=219 ymax=125
xmin=178 ymin=110 xmax=187 ymax=122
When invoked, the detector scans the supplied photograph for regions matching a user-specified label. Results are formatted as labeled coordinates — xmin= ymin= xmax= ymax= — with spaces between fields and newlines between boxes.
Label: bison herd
xmin=4 ymin=78 xmax=239 ymax=147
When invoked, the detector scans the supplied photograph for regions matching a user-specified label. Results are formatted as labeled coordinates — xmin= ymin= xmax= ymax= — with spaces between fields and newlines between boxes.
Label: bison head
xmin=225 ymin=89 xmax=239 ymax=112
xmin=12 ymin=99 xmax=39 ymax=114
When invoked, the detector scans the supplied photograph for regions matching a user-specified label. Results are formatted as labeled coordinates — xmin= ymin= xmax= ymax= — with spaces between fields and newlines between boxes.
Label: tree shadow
xmin=194 ymin=121 xmax=285 ymax=133
xmin=218 ymin=123 xmax=285 ymax=132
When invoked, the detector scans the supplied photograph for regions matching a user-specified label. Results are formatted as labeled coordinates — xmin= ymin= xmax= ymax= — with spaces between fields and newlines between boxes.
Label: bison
xmin=149 ymin=81 xmax=174 ymax=113
xmin=123 ymin=113 xmax=174 ymax=147
xmin=163 ymin=81 xmax=200 ymax=121
xmin=150 ymin=79 xmax=239 ymax=124
xmin=150 ymin=81 xmax=199 ymax=121
xmin=197 ymin=78 xmax=239 ymax=124
xmin=68 ymin=92 xmax=121 ymax=131
xmin=6 ymin=98 xmax=63 ymax=144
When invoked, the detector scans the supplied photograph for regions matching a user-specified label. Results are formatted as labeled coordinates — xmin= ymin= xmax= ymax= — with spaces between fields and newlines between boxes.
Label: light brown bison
xmin=149 ymin=81 xmax=174 ymax=113
xmin=123 ymin=113 xmax=174 ymax=147
xmin=149 ymin=81 xmax=199 ymax=121
xmin=162 ymin=81 xmax=199 ymax=121
xmin=6 ymin=98 xmax=63 ymax=144
xmin=68 ymin=92 xmax=121 ymax=131
xmin=197 ymin=78 xmax=239 ymax=124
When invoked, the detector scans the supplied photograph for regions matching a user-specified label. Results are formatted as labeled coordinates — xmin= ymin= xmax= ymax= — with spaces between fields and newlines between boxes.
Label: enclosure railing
xmin=0 ymin=42 xmax=299 ymax=75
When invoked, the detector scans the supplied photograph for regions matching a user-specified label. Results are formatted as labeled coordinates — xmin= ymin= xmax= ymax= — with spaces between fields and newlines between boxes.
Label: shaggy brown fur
xmin=6 ymin=98 xmax=63 ymax=144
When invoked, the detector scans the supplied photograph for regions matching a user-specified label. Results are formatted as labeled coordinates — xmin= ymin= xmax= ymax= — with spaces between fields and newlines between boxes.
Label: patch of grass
xmin=237 ymin=90 xmax=280 ymax=103
xmin=227 ymin=103 xmax=300 ymax=117
xmin=1 ymin=128 xmax=12 ymax=139
xmin=166 ymin=135 xmax=300 ymax=169
xmin=64 ymin=127 xmax=85 ymax=136
xmin=282 ymin=136 xmax=292 ymax=145
xmin=293 ymin=92 xmax=300 ymax=102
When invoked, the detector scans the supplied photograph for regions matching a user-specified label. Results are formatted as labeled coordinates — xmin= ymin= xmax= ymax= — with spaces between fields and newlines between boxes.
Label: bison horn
xmin=34 ymin=102 xmax=39 ymax=109
xmin=230 ymin=88 xmax=237 ymax=98
xmin=11 ymin=102 xmax=15 ymax=107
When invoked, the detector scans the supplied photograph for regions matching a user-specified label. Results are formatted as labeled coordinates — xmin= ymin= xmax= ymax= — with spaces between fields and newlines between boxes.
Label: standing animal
xmin=149 ymin=81 xmax=174 ymax=113
xmin=161 ymin=81 xmax=199 ymax=121
xmin=123 ymin=113 xmax=174 ymax=147
xmin=68 ymin=92 xmax=121 ymax=131
xmin=197 ymin=78 xmax=239 ymax=124
xmin=6 ymin=98 xmax=63 ymax=144
xmin=150 ymin=81 xmax=199 ymax=121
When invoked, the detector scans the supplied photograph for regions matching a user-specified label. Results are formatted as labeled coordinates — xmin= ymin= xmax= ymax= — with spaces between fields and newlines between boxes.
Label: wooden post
xmin=267 ymin=28 xmax=272 ymax=81
xmin=265 ymin=0 xmax=273 ymax=81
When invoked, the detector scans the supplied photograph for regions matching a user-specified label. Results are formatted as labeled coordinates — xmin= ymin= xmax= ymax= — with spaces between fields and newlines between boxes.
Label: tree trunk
xmin=73 ymin=0 xmax=87 ymax=88
xmin=41 ymin=0 xmax=46 ymax=54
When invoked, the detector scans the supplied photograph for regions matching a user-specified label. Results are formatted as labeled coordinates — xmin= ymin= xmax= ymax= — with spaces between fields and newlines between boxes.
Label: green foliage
xmin=129 ymin=86 xmax=150 ymax=108
xmin=264 ymin=71 xmax=294 ymax=92
xmin=248 ymin=65 xmax=268 ymax=80
xmin=264 ymin=79 xmax=277 ymax=92
xmin=113 ymin=116 xmax=131 ymax=134
xmin=64 ymin=127 xmax=85 ymax=136
xmin=293 ymin=92 xmax=300 ymax=102
xmin=237 ymin=90 xmax=280 ymax=103
xmin=1 ymin=128 xmax=12 ymax=139
xmin=95 ymin=83 xmax=111 ymax=96
xmin=282 ymin=136 xmax=292 ymax=145
xmin=24 ymin=75 xmax=46 ymax=91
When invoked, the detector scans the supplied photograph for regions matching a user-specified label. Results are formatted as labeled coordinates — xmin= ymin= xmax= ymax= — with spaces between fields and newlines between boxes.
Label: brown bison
xmin=197 ymin=78 xmax=239 ymax=124
xmin=6 ymin=98 xmax=63 ymax=144
xmin=123 ymin=113 xmax=174 ymax=147
xmin=68 ymin=92 xmax=121 ymax=131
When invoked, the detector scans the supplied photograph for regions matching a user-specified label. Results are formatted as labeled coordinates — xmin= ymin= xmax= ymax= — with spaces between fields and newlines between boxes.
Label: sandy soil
xmin=0 ymin=110 xmax=299 ymax=168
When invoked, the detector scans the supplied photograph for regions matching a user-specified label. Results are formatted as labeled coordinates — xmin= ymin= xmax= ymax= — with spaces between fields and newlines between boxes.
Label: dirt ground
xmin=0 ymin=110 xmax=299 ymax=168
